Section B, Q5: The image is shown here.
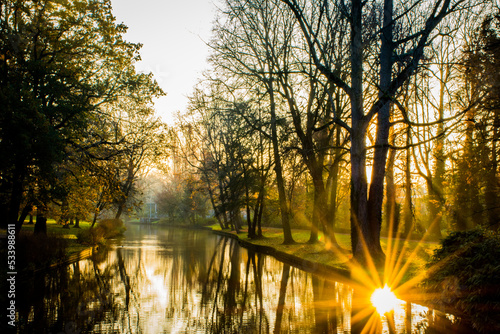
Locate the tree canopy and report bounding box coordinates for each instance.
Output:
[0,0,163,233]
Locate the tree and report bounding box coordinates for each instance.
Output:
[210,0,296,242]
[109,101,165,220]
[177,82,275,233]
[452,12,500,230]
[281,0,474,264]
[0,0,162,233]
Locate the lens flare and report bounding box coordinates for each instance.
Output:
[370,284,399,315]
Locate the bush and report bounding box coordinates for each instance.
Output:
[96,218,126,238]
[422,228,500,333]
[76,227,105,246]
[197,216,219,227]
[76,219,125,245]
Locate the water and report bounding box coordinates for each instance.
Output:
[15,224,474,333]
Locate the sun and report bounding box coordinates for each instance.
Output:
[370,284,399,315]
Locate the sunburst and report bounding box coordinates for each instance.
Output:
[319,214,449,333]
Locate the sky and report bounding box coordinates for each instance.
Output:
[110,0,218,125]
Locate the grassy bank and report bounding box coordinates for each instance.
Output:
[205,224,438,284]
[19,219,93,257]
[0,219,125,276]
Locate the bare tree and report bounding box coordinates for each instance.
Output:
[282,0,474,264]
[210,0,298,242]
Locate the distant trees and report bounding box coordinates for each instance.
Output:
[155,173,210,225]
[173,83,273,232]
[0,0,163,233]
[108,102,165,220]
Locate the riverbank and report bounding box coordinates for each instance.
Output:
[203,225,438,287]
[15,219,94,257]
[213,228,351,278]
[208,225,500,332]
[0,220,108,280]
[22,220,433,291]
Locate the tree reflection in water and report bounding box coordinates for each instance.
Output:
[15,226,474,333]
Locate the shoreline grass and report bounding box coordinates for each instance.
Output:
[19,219,94,257]
[191,223,438,284]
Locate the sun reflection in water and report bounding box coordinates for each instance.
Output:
[371,284,399,315]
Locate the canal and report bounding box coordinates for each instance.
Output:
[16,224,474,333]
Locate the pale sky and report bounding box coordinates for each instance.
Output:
[110,0,217,124]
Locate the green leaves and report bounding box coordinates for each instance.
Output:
[0,0,163,227]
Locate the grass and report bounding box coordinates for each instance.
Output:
[0,220,94,276]
[19,219,93,257]
[214,226,439,285]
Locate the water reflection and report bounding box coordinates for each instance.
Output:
[16,225,475,333]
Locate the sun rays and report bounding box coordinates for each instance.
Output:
[327,214,448,333]
[273,215,468,333]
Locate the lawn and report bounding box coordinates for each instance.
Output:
[19,219,93,256]
[212,225,439,284]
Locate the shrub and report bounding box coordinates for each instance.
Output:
[96,218,126,238]
[422,228,500,333]
[76,227,105,246]
[76,219,125,245]
[197,216,219,227]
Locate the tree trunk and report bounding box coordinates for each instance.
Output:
[233,208,241,233]
[257,188,265,238]
[365,0,394,264]
[11,164,27,234]
[218,179,230,229]
[428,72,448,238]
[350,0,371,262]
[350,128,369,260]
[269,79,294,244]
[245,180,255,238]
[115,203,124,220]
[327,165,339,229]
[308,179,320,244]
[74,217,80,229]
[310,170,339,248]
[327,128,342,235]
[203,171,224,229]
[485,109,500,228]
[18,202,33,230]
[385,135,399,236]
[249,179,265,239]
[91,191,106,228]
[34,213,47,235]
[115,162,135,220]
[61,197,70,228]
[91,210,99,228]
[427,178,443,238]
[403,127,414,237]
